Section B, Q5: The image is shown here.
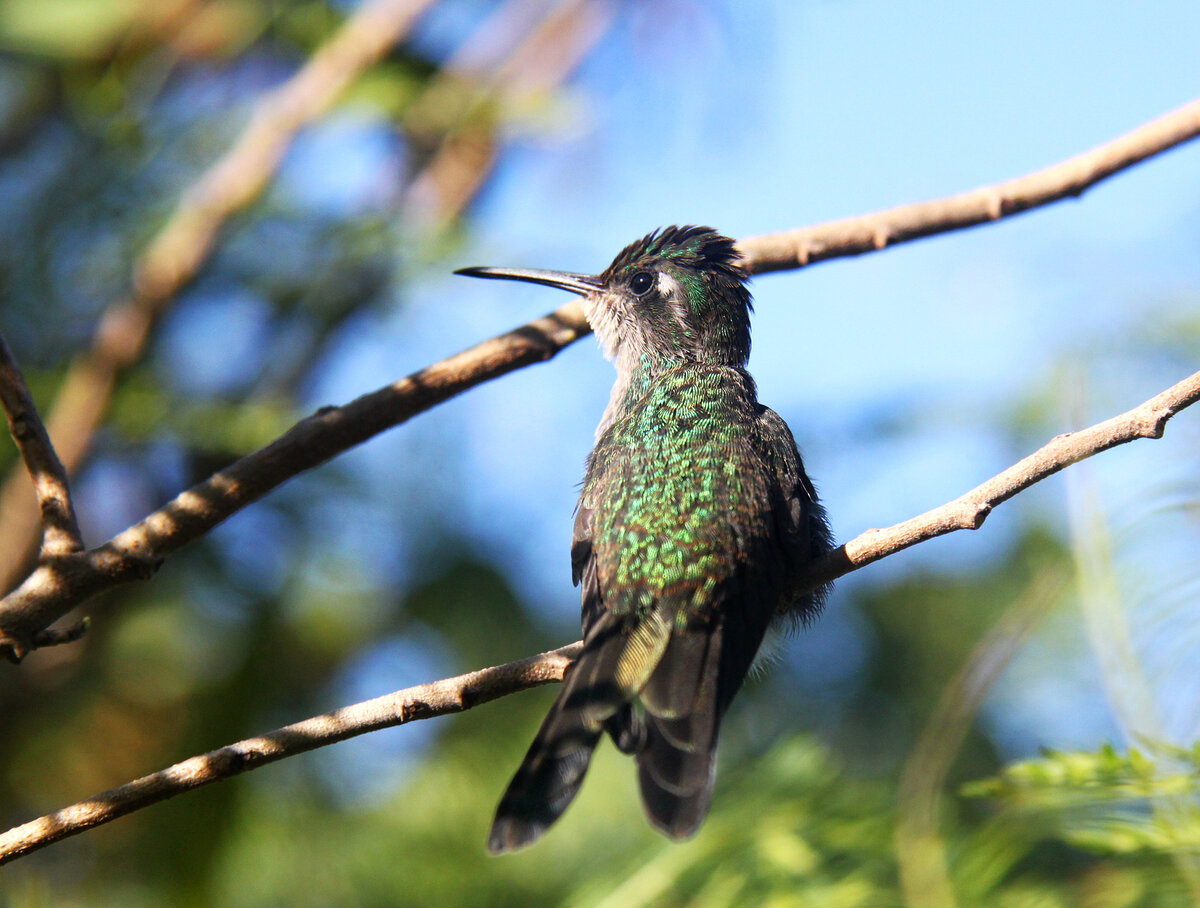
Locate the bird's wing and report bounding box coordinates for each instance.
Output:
[571,501,604,637]
[572,495,647,754]
[753,403,831,618]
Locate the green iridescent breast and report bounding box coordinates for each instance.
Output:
[580,365,779,623]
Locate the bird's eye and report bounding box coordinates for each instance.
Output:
[630,272,655,296]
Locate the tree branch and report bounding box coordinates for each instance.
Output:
[1,98,1198,658]
[796,367,1200,593]
[0,643,581,865]
[0,0,440,593]
[735,96,1200,272]
[3,366,1199,860]
[0,307,591,660]
[0,332,83,558]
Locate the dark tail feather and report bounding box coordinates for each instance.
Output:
[636,604,772,839]
[606,703,646,754]
[635,625,723,839]
[491,602,771,850]
[488,620,629,853]
[638,710,720,838]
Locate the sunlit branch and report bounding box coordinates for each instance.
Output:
[797,368,1200,592]
[0,644,581,865]
[736,97,1200,273]
[0,332,82,558]
[3,368,1199,860]
[0,307,592,660]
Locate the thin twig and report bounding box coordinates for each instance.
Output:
[796,368,1200,593]
[736,96,1200,273]
[0,643,581,865]
[0,306,592,660]
[31,616,91,650]
[2,366,1199,859]
[0,0,440,593]
[0,332,82,558]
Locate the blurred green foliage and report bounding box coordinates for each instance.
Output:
[0,1,1198,906]
[965,744,1200,807]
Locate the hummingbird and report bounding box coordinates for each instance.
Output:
[456,225,831,853]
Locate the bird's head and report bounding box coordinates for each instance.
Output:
[456,226,752,368]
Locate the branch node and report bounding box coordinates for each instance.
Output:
[31,616,91,650]
[459,685,480,709]
[221,747,250,776]
[128,554,164,580]
[969,503,992,530]
[1145,413,1169,439]
[0,635,28,664]
[984,191,1004,220]
[948,502,986,530]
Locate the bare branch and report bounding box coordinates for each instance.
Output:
[0,643,582,865]
[0,0,440,593]
[797,368,1200,593]
[1,98,1199,657]
[31,616,91,650]
[0,332,82,557]
[736,96,1200,272]
[0,307,591,660]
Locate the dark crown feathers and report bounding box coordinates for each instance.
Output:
[602,226,748,285]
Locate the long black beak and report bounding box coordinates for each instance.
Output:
[454,266,602,296]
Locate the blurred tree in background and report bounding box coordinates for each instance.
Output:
[1,0,1199,905]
